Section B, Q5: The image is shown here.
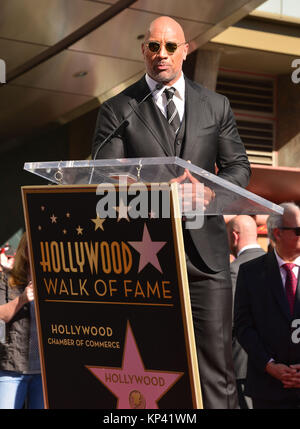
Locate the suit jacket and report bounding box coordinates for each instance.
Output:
[231,247,266,380]
[92,75,251,272]
[234,250,300,401]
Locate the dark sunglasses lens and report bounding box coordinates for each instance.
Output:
[281,227,300,235]
[148,42,160,52]
[166,42,178,53]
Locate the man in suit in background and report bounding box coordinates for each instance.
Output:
[227,215,265,408]
[92,16,251,408]
[234,203,300,409]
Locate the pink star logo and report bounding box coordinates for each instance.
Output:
[86,322,183,409]
[128,224,167,273]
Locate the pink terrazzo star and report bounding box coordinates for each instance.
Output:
[86,322,183,409]
[128,223,167,273]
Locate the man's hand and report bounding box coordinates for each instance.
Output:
[282,364,300,388]
[265,361,298,386]
[170,168,215,212]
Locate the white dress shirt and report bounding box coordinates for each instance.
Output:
[266,249,300,365]
[274,248,300,289]
[145,73,185,122]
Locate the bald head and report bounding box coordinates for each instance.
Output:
[227,215,258,257]
[229,215,257,236]
[145,16,186,43]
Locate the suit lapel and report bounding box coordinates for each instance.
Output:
[181,78,207,161]
[128,77,174,156]
[268,251,291,321]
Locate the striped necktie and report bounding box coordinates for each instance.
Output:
[164,87,181,134]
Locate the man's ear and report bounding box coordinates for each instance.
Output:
[273,228,281,242]
[183,43,189,61]
[232,230,239,246]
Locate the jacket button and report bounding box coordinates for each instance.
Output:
[176,139,181,145]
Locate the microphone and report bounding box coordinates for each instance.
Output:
[92,82,164,161]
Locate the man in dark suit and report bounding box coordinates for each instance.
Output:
[234,203,300,409]
[227,215,266,408]
[92,16,251,409]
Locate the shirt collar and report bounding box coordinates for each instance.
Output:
[274,248,300,267]
[145,73,185,101]
[237,244,261,258]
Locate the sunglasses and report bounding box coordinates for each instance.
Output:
[144,41,186,54]
[279,227,300,236]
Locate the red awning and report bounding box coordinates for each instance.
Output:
[247,164,300,204]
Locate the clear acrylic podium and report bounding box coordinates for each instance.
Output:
[24,156,283,216]
[22,157,282,410]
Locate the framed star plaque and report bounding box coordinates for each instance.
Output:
[22,183,202,409]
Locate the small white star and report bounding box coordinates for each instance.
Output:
[50,214,57,223]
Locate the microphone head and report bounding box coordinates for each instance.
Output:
[155,82,164,90]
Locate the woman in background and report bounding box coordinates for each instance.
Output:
[0,233,43,409]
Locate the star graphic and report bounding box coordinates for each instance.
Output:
[91,216,105,231]
[86,322,183,409]
[128,224,166,273]
[76,225,83,235]
[113,199,131,222]
[50,214,57,223]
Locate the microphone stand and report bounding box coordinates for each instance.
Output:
[88,83,163,184]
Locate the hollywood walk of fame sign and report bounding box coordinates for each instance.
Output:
[22,184,202,409]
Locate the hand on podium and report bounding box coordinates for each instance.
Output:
[170,168,216,213]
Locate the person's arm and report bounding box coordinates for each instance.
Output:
[234,266,271,372]
[216,96,251,189]
[0,281,34,323]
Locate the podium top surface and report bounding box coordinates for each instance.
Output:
[24,157,283,216]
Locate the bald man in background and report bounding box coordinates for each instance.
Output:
[228,216,266,291]
[92,16,251,408]
[227,215,265,408]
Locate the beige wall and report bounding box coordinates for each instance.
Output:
[193,49,221,91]
[276,74,300,167]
